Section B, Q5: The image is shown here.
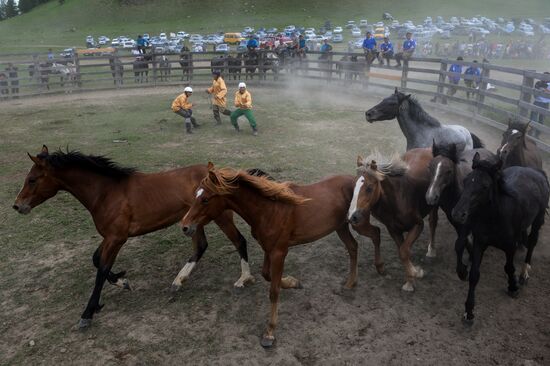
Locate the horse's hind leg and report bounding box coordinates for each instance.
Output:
[171,225,208,291]
[92,246,131,290]
[426,207,438,258]
[80,237,126,328]
[504,246,519,297]
[336,225,359,288]
[520,212,544,284]
[214,210,255,288]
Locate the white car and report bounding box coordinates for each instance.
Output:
[159,32,167,40]
[111,38,121,47]
[359,19,368,28]
[284,25,296,32]
[216,43,229,52]
[177,31,188,38]
[189,34,203,43]
[351,28,362,37]
[123,40,136,48]
[332,34,343,43]
[243,26,254,33]
[143,33,150,40]
[333,26,343,34]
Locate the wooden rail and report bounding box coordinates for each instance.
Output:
[1,50,549,151]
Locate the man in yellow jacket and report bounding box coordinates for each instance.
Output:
[171,86,198,134]
[231,82,258,136]
[206,71,231,125]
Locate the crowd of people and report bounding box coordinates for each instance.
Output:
[0,62,19,100]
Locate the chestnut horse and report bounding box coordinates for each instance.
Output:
[497,118,542,170]
[13,146,255,329]
[348,148,436,291]
[180,163,381,348]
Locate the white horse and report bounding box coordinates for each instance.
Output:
[51,62,78,92]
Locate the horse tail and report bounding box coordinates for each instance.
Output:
[246,168,274,180]
[470,132,484,148]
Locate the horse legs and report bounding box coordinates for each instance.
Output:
[504,246,519,297]
[79,237,126,328]
[171,225,208,290]
[464,239,487,323]
[92,246,131,290]
[336,225,359,288]
[213,211,255,288]
[261,248,287,348]
[454,226,470,281]
[426,207,438,258]
[520,212,544,284]
[391,222,424,291]
[352,220,383,274]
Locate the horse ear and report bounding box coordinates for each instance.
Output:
[405,94,412,100]
[356,155,364,167]
[41,145,49,155]
[207,162,215,170]
[449,143,457,161]
[472,151,481,168]
[28,152,45,165]
[431,139,438,156]
[394,87,399,95]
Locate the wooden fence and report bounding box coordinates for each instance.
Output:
[1,50,549,151]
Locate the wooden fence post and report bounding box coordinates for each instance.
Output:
[401,59,409,89]
[476,61,491,114]
[436,60,448,104]
[73,53,82,88]
[152,54,158,85]
[518,70,535,118]
[189,52,194,81]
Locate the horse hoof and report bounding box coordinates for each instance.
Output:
[519,276,529,286]
[170,283,181,293]
[401,282,415,292]
[462,313,474,326]
[508,289,520,298]
[415,267,425,279]
[425,249,437,258]
[122,279,132,291]
[260,335,275,348]
[457,267,469,282]
[78,318,92,329]
[375,264,385,275]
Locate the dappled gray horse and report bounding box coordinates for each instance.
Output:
[366,88,484,152]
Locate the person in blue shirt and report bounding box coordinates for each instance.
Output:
[530,72,550,138]
[464,60,481,99]
[362,32,377,66]
[378,37,394,66]
[395,32,416,67]
[136,35,149,54]
[295,35,307,58]
[447,56,463,96]
[246,35,259,50]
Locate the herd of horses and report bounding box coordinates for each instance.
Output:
[28,61,78,91]
[12,88,549,348]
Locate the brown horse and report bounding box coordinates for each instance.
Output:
[12,146,255,329]
[497,118,542,170]
[348,148,436,291]
[180,163,381,348]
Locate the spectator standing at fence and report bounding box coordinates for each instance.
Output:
[464,60,481,99]
[136,35,148,54]
[206,71,231,125]
[47,48,54,61]
[320,39,333,54]
[231,82,258,136]
[0,73,9,100]
[395,32,416,67]
[5,63,19,98]
[172,86,199,134]
[247,35,259,51]
[362,32,377,66]
[530,72,550,138]
[447,56,463,97]
[379,37,394,66]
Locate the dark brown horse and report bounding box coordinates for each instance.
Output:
[497,118,542,169]
[180,163,381,348]
[348,148,436,291]
[13,146,255,329]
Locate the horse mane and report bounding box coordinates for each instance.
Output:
[358,151,409,177]
[41,149,137,179]
[402,96,441,128]
[202,167,309,204]
[433,142,458,163]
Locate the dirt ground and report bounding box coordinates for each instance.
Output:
[1,85,549,365]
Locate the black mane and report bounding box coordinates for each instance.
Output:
[403,96,442,128]
[41,149,137,179]
[433,142,458,163]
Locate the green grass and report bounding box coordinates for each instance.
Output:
[0,0,548,53]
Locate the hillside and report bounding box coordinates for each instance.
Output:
[0,0,548,52]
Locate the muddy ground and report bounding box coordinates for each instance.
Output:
[0,85,549,365]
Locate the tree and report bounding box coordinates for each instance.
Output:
[18,0,38,13]
[0,0,6,21]
[4,0,18,18]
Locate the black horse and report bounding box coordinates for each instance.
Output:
[243,50,259,80]
[425,141,496,280]
[452,153,549,323]
[179,47,192,81]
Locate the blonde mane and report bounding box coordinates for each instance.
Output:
[357,150,409,177]
[202,167,310,205]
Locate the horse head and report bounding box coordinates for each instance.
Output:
[348,156,385,226]
[498,119,530,161]
[451,152,502,224]
[426,141,458,205]
[13,145,61,215]
[365,88,411,123]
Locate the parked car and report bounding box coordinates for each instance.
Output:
[333,26,343,34]
[177,31,189,38]
[224,32,243,45]
[243,26,254,33]
[284,25,296,32]
[60,48,75,58]
[266,27,278,34]
[143,33,150,40]
[189,34,203,43]
[216,43,229,52]
[123,40,136,49]
[159,32,167,40]
[111,38,121,47]
[346,21,356,29]
[351,27,362,37]
[359,19,368,28]
[383,12,393,21]
[332,34,343,43]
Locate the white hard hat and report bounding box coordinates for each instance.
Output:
[238,82,246,88]
[184,86,193,93]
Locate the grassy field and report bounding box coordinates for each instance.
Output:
[1,84,550,364]
[0,0,549,53]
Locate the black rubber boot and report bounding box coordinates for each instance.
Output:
[185,121,193,134]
